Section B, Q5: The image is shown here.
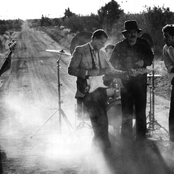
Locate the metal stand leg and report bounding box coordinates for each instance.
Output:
[147,62,169,138]
[75,102,91,130]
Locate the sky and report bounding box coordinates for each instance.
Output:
[0,0,173,20]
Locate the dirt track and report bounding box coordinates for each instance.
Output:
[0,22,174,174]
[0,22,86,173]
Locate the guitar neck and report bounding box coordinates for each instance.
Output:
[128,68,151,76]
[105,67,151,81]
[6,51,12,60]
[6,40,16,60]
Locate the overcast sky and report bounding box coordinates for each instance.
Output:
[0,0,173,20]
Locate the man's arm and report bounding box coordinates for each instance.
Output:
[68,46,100,78]
[109,44,122,70]
[68,46,87,79]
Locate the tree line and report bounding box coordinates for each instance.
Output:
[0,19,22,35]
[33,0,174,58]
[0,0,172,58]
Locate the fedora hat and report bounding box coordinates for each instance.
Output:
[122,20,142,34]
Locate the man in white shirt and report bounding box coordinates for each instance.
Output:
[162,24,174,142]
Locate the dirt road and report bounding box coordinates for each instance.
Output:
[0,22,174,174]
[0,22,90,173]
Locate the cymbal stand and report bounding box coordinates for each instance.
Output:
[147,62,155,131]
[147,61,168,137]
[30,52,73,139]
[57,54,73,133]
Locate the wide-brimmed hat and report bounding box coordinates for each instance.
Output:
[122,20,142,34]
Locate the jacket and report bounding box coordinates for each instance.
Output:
[68,42,111,98]
[110,38,154,87]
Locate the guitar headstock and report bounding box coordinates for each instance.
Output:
[8,40,17,52]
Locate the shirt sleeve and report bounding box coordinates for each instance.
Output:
[163,46,174,73]
[109,44,122,70]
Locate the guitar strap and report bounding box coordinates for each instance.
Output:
[98,52,102,69]
[88,43,99,70]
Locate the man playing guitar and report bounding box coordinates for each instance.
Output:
[68,29,127,153]
[110,20,154,142]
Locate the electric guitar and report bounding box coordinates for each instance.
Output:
[87,68,152,93]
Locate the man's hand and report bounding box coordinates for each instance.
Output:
[103,69,128,80]
[129,69,138,77]
[135,60,144,67]
[113,70,129,80]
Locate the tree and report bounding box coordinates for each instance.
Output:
[81,14,101,32]
[40,15,52,26]
[144,6,174,31]
[62,15,84,33]
[143,6,174,56]
[64,8,75,19]
[98,0,123,30]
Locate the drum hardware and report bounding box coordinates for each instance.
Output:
[75,102,91,129]
[106,92,121,108]
[146,62,169,137]
[106,79,121,106]
[30,50,73,139]
[46,49,71,56]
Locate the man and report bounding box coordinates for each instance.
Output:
[110,20,154,142]
[68,29,125,152]
[162,24,174,142]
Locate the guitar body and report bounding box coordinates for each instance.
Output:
[87,75,108,93]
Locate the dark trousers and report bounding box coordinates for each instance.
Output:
[121,82,147,141]
[169,84,174,141]
[82,88,111,151]
[76,97,84,118]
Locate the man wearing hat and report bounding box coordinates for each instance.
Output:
[110,20,154,142]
